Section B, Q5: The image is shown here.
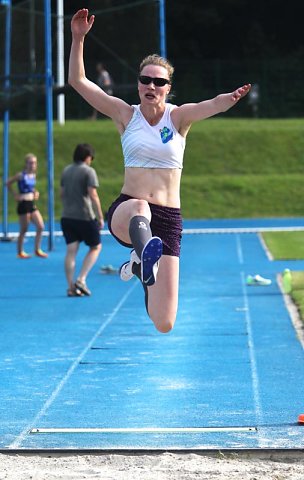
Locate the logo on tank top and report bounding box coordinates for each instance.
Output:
[160,126,173,144]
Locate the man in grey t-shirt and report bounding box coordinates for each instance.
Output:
[60,143,104,297]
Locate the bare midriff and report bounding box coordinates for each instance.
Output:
[19,192,35,201]
[121,167,182,208]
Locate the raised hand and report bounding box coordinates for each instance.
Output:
[71,9,95,39]
[231,84,251,102]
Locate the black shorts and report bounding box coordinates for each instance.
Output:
[107,194,183,257]
[17,200,37,215]
[61,218,101,247]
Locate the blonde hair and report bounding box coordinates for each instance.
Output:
[139,54,174,83]
[24,153,37,164]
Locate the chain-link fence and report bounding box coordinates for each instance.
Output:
[1,1,303,119]
[0,0,160,120]
[172,57,304,118]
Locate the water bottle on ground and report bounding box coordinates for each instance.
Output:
[282,268,292,294]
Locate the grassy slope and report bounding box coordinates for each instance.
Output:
[263,232,304,260]
[1,118,304,219]
[262,231,304,322]
[289,272,304,319]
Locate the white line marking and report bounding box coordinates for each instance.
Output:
[235,234,244,265]
[258,232,273,261]
[240,271,264,447]
[9,281,138,449]
[2,225,304,240]
[30,426,257,434]
[235,237,263,445]
[182,226,304,234]
[0,230,111,238]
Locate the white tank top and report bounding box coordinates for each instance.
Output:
[121,103,185,169]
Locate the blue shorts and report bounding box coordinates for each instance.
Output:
[107,194,183,257]
[61,218,101,247]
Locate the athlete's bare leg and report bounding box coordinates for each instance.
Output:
[111,200,179,333]
[18,214,31,254]
[30,209,45,252]
[110,198,151,244]
[65,241,80,290]
[77,244,102,284]
[146,255,179,333]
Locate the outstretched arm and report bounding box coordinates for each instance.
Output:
[172,84,251,136]
[68,9,132,132]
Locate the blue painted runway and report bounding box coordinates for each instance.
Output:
[0,219,304,450]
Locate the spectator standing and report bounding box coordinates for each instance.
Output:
[60,143,104,297]
[6,153,48,259]
[90,62,113,120]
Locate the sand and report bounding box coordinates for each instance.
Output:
[1,451,304,479]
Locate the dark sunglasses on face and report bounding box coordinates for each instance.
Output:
[138,75,170,87]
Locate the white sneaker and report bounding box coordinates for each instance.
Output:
[246,274,272,286]
[119,250,140,281]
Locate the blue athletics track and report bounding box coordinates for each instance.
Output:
[1,218,304,452]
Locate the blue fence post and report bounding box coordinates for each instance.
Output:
[159,0,167,58]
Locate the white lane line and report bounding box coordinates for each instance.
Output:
[9,281,138,449]
[182,226,304,234]
[3,225,304,240]
[236,234,244,265]
[236,235,263,446]
[258,232,273,261]
[240,270,264,447]
[30,426,257,434]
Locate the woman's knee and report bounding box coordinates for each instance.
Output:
[130,199,151,220]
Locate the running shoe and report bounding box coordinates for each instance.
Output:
[246,274,272,286]
[35,249,48,258]
[141,236,163,286]
[119,249,140,281]
[67,286,83,297]
[17,251,31,259]
[100,264,118,274]
[74,279,91,296]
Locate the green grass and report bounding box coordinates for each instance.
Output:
[181,174,304,218]
[261,231,304,323]
[184,119,304,176]
[1,118,304,220]
[262,232,304,260]
[288,271,304,321]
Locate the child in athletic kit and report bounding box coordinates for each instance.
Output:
[69,8,250,332]
[6,153,48,259]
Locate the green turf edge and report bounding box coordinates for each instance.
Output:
[262,232,304,324]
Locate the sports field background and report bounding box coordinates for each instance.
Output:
[1,118,304,221]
